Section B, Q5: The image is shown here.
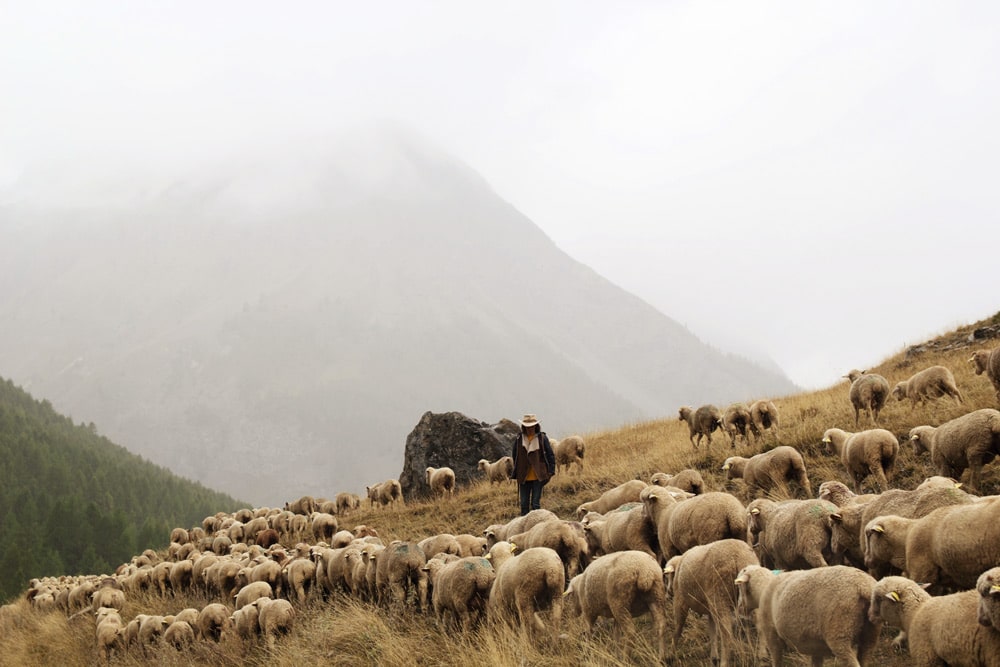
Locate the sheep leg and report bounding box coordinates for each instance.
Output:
[967,459,983,494]
[672,603,689,657]
[872,465,889,493]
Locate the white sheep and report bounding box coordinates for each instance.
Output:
[749,399,780,441]
[425,466,456,499]
[735,564,881,667]
[366,478,404,509]
[477,456,514,484]
[650,469,707,495]
[94,607,124,662]
[335,492,362,515]
[575,479,648,519]
[483,508,559,546]
[252,597,295,647]
[234,581,273,611]
[486,542,565,641]
[162,619,195,650]
[722,445,812,498]
[970,347,1000,404]
[375,540,428,611]
[678,404,723,449]
[582,504,658,562]
[892,364,963,408]
[844,369,891,426]
[721,402,754,447]
[505,518,590,581]
[746,498,838,570]
[909,408,1000,493]
[640,485,746,560]
[552,435,585,474]
[422,555,496,631]
[563,550,667,661]
[822,427,898,493]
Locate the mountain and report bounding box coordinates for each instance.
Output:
[0,376,243,602]
[0,129,797,505]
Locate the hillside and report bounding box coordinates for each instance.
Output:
[0,131,796,506]
[0,377,244,603]
[0,312,997,665]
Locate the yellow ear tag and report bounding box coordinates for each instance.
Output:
[873,525,885,534]
[663,565,674,574]
[887,591,900,602]
[990,584,1000,593]
[750,508,760,515]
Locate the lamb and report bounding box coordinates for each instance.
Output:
[335,492,362,516]
[870,575,1000,665]
[505,518,590,580]
[892,364,964,408]
[650,468,707,495]
[252,597,295,646]
[425,466,456,499]
[374,541,428,611]
[721,402,754,447]
[678,404,723,449]
[640,485,747,559]
[486,542,565,640]
[844,369,891,426]
[669,539,759,667]
[970,347,1000,404]
[822,427,899,493]
[582,503,658,562]
[746,498,838,570]
[477,456,514,484]
[366,479,404,509]
[909,408,1000,492]
[563,550,667,661]
[722,445,812,498]
[422,555,496,631]
[735,564,881,667]
[574,479,648,519]
[552,435,585,474]
[749,399,780,441]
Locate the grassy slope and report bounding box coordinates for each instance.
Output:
[1,315,998,666]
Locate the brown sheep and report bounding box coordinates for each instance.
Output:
[822,427,898,493]
[892,364,963,408]
[366,479,404,509]
[749,399,780,441]
[552,435,585,474]
[970,347,1000,404]
[977,566,1000,631]
[335,492,362,515]
[721,402,754,447]
[747,498,838,570]
[678,404,723,449]
[909,408,1000,493]
[844,369,891,426]
[477,456,514,484]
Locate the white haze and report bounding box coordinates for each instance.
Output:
[2,1,999,389]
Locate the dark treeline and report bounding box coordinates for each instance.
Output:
[0,377,245,602]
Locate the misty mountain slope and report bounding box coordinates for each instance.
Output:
[0,132,796,505]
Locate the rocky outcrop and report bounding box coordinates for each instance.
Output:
[399,412,519,499]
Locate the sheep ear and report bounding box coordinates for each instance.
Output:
[990,584,1000,595]
[954,482,963,488]
[663,565,674,574]
[734,575,747,584]
[830,513,842,523]
[749,508,760,515]
[721,463,730,470]
[886,591,900,602]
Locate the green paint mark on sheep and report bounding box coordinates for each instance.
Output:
[395,545,410,554]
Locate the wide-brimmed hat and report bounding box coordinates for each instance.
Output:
[519,414,540,428]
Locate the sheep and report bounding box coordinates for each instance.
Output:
[90,578,125,613]
[678,404,723,449]
[583,503,658,562]
[563,550,667,661]
[477,456,514,484]
[94,607,124,662]
[822,427,899,493]
[284,495,317,515]
[640,485,747,560]
[970,347,1000,404]
[366,479,404,509]
[310,512,339,543]
[231,603,260,640]
[669,539,759,667]
[722,445,812,498]
[422,555,496,631]
[486,542,564,640]
[977,567,1000,630]
[749,399,780,441]
[417,533,462,560]
[137,614,169,649]
[483,508,559,546]
[335,492,362,516]
[871,575,1000,664]
[505,518,590,581]
[375,541,428,611]
[574,479,648,519]
[425,466,456,499]
[828,484,975,570]
[552,435,585,474]
[163,619,195,650]
[326,545,365,596]
[721,402,754,447]
[735,564,881,667]
[650,468,707,495]
[844,369,891,426]
[234,581,273,611]
[909,408,1000,493]
[196,602,232,641]
[252,597,295,646]
[817,480,876,508]
[454,533,488,557]
[282,556,316,604]
[893,364,964,408]
[746,498,838,570]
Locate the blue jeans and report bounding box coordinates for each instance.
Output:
[519,480,543,516]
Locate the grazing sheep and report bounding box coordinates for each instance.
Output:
[862,515,914,577]
[483,508,559,546]
[650,469,707,495]
[417,534,462,560]
[575,479,648,519]
[310,512,339,543]
[746,498,838,570]
[822,427,899,493]
[892,364,964,408]
[422,555,496,631]
[94,607,124,662]
[375,541,428,611]
[163,619,195,650]
[284,495,317,516]
[252,597,295,646]
[970,347,1000,404]
[137,614,169,649]
[678,404,723,449]
[335,492,362,516]
[844,369,891,426]
[552,435,586,474]
[366,479,404,509]
[505,518,590,581]
[735,564,881,667]
[723,445,812,498]
[234,581,273,611]
[231,604,260,640]
[563,550,667,661]
[721,402,754,447]
[977,567,1000,630]
[749,399,780,441]
[640,485,746,560]
[670,539,759,667]
[282,557,316,604]
[477,456,514,484]
[916,475,963,490]
[454,533,488,557]
[871,575,1000,665]
[487,542,565,640]
[425,466,457,499]
[818,480,876,508]
[197,602,233,642]
[583,504,659,562]
[90,578,125,613]
[909,408,1000,493]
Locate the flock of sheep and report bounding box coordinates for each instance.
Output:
[6,345,1000,666]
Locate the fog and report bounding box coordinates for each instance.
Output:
[3,1,999,390]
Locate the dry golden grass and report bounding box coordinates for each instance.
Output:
[1,315,998,665]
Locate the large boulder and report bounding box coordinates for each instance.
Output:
[399,411,519,499]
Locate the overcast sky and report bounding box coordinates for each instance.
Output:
[2,1,998,389]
